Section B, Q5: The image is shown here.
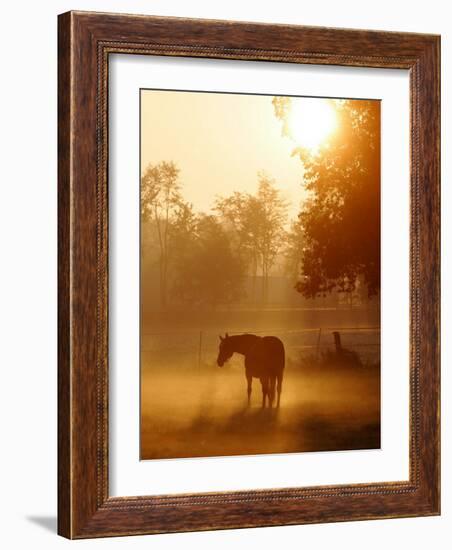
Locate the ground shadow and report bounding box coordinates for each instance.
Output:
[141,361,381,460]
[26,515,57,533]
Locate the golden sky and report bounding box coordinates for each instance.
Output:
[140,90,305,219]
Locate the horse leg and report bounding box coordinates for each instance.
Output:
[276,373,283,407]
[246,373,252,406]
[269,376,276,408]
[260,377,268,408]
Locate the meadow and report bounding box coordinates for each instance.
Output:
[140,307,380,460]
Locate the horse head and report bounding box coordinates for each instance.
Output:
[217,333,233,367]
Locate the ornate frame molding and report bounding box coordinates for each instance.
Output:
[58,11,440,538]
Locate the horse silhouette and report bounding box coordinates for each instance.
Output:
[217,333,285,408]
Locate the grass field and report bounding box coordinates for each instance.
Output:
[140,307,380,459]
[140,341,380,460]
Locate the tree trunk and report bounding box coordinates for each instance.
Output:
[159,252,167,309]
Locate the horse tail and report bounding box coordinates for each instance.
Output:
[276,338,285,372]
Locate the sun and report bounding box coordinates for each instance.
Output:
[288,98,337,151]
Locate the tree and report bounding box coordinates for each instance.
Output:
[215,173,288,303]
[141,161,184,308]
[215,191,260,301]
[273,97,380,298]
[172,215,245,307]
[254,173,289,302]
[283,219,305,284]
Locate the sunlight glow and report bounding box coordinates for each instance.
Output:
[288,98,337,151]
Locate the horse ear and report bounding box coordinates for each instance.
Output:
[225,332,229,338]
[219,335,224,341]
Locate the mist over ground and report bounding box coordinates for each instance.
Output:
[139,93,381,460]
[140,308,380,460]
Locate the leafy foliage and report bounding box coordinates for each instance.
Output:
[273,98,381,298]
[141,161,188,307]
[215,173,288,302]
[141,161,246,309]
[172,215,245,307]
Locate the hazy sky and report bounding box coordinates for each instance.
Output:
[140,90,305,220]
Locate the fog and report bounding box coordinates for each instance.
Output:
[140,311,380,460]
[141,361,379,460]
[139,92,381,460]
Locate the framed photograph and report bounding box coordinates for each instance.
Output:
[58,11,440,538]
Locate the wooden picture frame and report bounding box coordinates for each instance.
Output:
[58,11,440,539]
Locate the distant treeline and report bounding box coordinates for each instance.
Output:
[141,98,381,310]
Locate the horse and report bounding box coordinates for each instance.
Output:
[216,333,285,408]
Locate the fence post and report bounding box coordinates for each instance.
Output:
[316,328,322,358]
[333,331,342,353]
[198,331,203,368]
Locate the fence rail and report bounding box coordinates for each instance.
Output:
[141,326,381,366]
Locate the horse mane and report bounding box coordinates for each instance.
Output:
[227,333,260,355]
